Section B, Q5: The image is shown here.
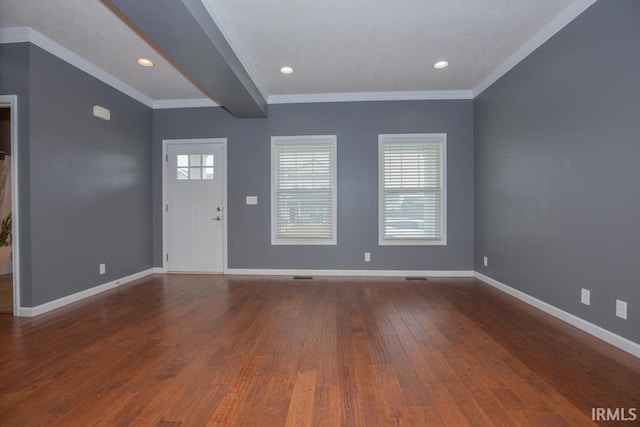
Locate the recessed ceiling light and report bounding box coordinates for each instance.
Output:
[137,58,154,67]
[280,66,294,74]
[433,60,449,69]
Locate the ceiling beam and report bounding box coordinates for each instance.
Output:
[104,0,267,118]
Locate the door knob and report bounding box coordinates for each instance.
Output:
[212,216,221,221]
[217,207,222,212]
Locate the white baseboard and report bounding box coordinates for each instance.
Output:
[17,268,155,317]
[224,268,473,277]
[152,267,167,274]
[473,272,640,359]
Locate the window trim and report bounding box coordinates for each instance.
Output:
[271,135,338,246]
[378,133,447,246]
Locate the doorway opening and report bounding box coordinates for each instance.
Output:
[0,95,19,315]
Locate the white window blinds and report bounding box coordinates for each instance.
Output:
[271,136,337,245]
[379,134,446,245]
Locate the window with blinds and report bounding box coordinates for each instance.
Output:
[378,134,446,245]
[271,135,337,245]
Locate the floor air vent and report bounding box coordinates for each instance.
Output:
[405,277,427,281]
[293,276,313,280]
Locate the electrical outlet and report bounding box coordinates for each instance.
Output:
[364,252,371,262]
[581,288,590,305]
[616,300,627,319]
[483,256,488,267]
[99,263,106,275]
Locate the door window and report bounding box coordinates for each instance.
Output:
[177,154,214,180]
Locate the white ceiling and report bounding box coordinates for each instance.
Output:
[0,0,207,100]
[0,0,592,105]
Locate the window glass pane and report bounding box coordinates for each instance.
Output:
[203,167,214,180]
[272,137,336,244]
[204,154,214,167]
[190,155,201,167]
[177,168,189,180]
[189,167,201,180]
[380,135,445,245]
[177,155,188,167]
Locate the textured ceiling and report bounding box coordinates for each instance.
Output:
[0,0,584,103]
[0,0,207,100]
[206,0,574,96]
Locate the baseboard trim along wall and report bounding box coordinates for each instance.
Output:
[225,269,474,277]
[473,272,640,359]
[17,269,155,317]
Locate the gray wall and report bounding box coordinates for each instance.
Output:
[1,43,153,307]
[153,101,474,270]
[0,43,32,305]
[474,0,640,342]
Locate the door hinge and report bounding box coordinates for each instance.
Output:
[165,204,168,212]
[165,154,168,162]
[166,254,169,262]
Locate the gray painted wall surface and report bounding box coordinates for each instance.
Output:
[0,43,32,305]
[153,101,474,270]
[27,46,153,306]
[1,43,153,306]
[474,0,640,342]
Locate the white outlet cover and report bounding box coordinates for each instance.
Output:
[364,252,371,262]
[246,196,258,205]
[581,288,590,305]
[483,256,488,267]
[93,105,110,121]
[616,300,627,319]
[99,263,106,275]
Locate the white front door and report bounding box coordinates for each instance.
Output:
[166,141,225,273]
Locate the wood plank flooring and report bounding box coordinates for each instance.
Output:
[0,274,638,426]
[0,273,12,313]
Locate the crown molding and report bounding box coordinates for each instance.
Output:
[153,98,220,109]
[0,27,155,108]
[268,90,474,105]
[153,90,475,109]
[472,0,597,97]
[0,27,30,43]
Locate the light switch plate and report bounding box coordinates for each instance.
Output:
[580,288,590,305]
[246,196,258,205]
[616,300,627,319]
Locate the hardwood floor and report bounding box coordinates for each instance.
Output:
[0,275,638,426]
[0,273,12,313]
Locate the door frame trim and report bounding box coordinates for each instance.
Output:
[162,138,228,273]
